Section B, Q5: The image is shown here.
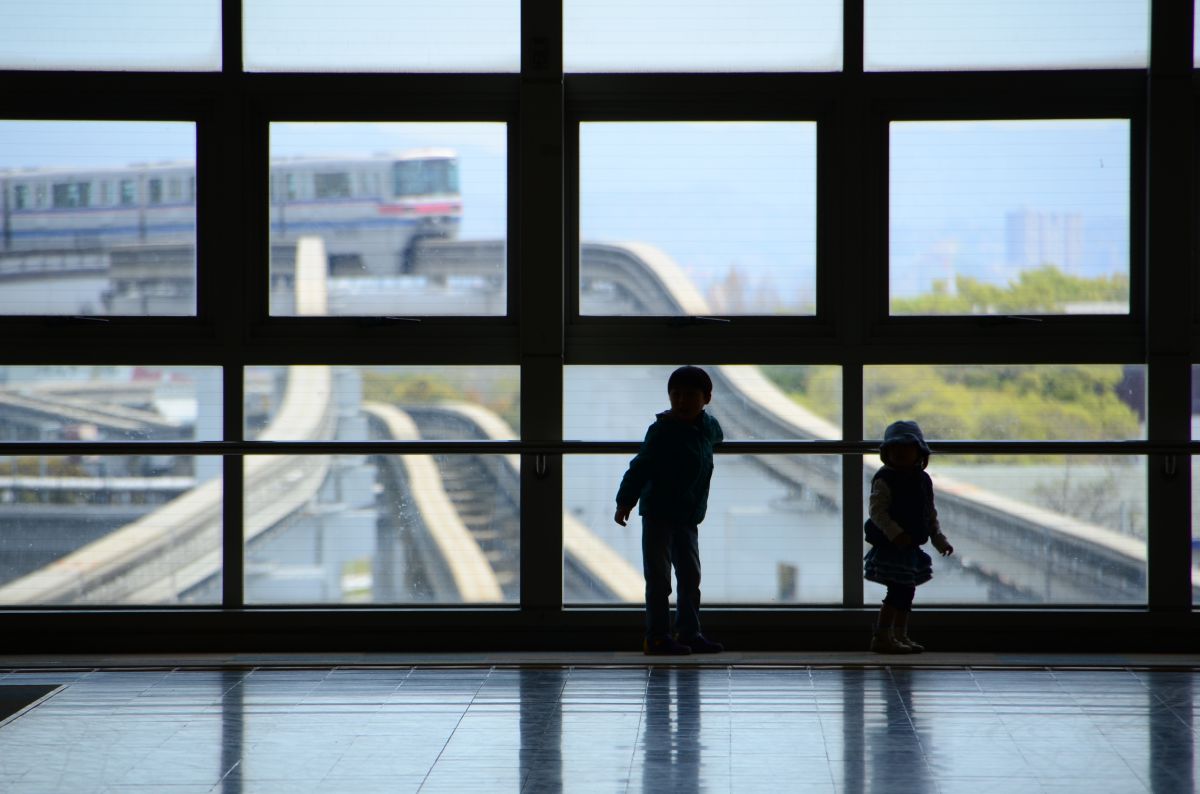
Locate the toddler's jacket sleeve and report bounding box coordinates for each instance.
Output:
[868,478,906,541]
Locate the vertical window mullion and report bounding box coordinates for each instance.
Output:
[841,366,864,609]
[219,0,245,609]
[518,0,565,613]
[838,0,867,607]
[222,368,245,609]
[1145,0,1195,610]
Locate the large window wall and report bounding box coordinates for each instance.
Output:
[0,0,1194,649]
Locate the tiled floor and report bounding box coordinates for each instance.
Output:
[0,664,1195,793]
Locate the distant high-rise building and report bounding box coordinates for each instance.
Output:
[1006,210,1083,273]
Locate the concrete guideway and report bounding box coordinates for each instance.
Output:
[572,239,1168,601]
[0,239,336,605]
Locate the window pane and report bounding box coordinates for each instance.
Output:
[0,121,197,316]
[245,454,518,604]
[864,455,1145,605]
[580,123,816,316]
[565,0,841,72]
[269,123,506,317]
[865,365,1145,441]
[247,365,519,441]
[0,365,222,442]
[890,120,1129,316]
[565,365,840,441]
[0,0,220,71]
[244,0,518,72]
[866,0,1148,71]
[566,454,842,604]
[0,455,221,605]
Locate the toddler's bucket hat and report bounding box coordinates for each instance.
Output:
[881,420,930,455]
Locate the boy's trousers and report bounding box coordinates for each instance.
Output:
[641,517,702,640]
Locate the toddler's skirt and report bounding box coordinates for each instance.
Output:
[864,544,933,588]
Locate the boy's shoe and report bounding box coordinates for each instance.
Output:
[869,628,915,655]
[644,636,692,655]
[893,630,924,653]
[678,634,724,654]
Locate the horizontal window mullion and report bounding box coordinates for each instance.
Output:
[2,440,1192,456]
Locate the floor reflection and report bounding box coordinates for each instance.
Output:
[0,664,1194,792]
[218,668,244,794]
[641,668,701,794]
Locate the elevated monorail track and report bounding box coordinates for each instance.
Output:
[370,401,642,603]
[576,239,1174,602]
[0,239,336,604]
[0,236,1186,606]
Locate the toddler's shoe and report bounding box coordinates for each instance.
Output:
[678,634,724,654]
[643,636,692,655]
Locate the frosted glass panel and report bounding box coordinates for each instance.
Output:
[566,0,841,72]
[0,0,220,71]
[245,0,518,72]
[867,0,1148,71]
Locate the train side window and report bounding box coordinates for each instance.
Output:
[434,160,460,193]
[52,182,91,209]
[120,180,137,206]
[167,178,182,201]
[314,172,351,199]
[285,173,297,201]
[188,176,195,202]
[13,184,28,210]
[100,181,112,206]
[148,178,163,205]
[34,184,46,208]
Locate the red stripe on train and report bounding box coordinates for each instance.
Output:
[377,202,462,216]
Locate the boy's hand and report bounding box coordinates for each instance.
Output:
[614,505,633,526]
[892,532,913,548]
[932,535,954,556]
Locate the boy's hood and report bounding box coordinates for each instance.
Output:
[654,409,718,433]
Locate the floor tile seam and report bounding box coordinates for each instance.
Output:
[619,667,651,794]
[415,668,500,792]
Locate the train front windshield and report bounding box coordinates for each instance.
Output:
[393,159,459,197]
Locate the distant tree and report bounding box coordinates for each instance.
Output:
[363,372,462,405]
[892,266,1128,315]
[762,362,1139,458]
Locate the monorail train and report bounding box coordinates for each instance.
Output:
[0,149,461,276]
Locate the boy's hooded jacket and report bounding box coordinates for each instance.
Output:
[615,410,724,524]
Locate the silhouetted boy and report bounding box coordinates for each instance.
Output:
[615,366,724,655]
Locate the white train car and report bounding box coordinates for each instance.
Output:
[1,150,461,276]
[270,149,461,275]
[0,162,196,253]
